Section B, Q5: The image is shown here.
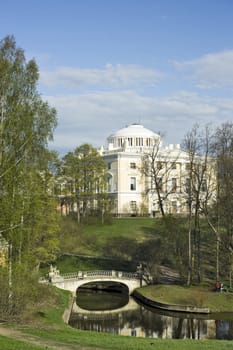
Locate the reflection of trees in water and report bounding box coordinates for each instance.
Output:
[172,318,208,339]
[69,313,122,334]
[216,320,233,340]
[140,308,165,337]
[70,310,233,340]
[76,289,129,311]
[70,292,233,340]
[69,306,166,337]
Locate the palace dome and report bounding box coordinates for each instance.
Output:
[107,123,160,151]
[109,123,158,138]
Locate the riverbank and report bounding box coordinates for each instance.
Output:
[1,286,233,349]
[134,284,233,314]
[133,289,210,314]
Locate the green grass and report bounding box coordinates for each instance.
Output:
[55,254,137,274]
[23,327,233,350]
[80,217,156,255]
[41,217,156,275]
[0,336,52,350]
[137,285,233,313]
[82,217,155,236]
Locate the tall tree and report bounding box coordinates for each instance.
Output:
[0,36,58,271]
[213,122,233,285]
[60,144,108,223]
[141,137,182,217]
[182,124,216,284]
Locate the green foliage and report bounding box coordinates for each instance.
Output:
[55,215,232,285]
[0,35,60,321]
[58,143,109,222]
[0,35,58,268]
[0,263,60,322]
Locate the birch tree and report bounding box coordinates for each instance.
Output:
[0,35,58,269]
[141,138,182,217]
[182,124,221,285]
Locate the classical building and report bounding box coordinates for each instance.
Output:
[99,123,214,217]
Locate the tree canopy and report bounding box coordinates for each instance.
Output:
[0,35,59,308]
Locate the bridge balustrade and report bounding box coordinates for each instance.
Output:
[59,270,141,281]
[62,272,80,279]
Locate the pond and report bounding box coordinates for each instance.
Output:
[69,288,233,340]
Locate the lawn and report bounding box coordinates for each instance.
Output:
[81,217,156,252]
[44,217,156,274]
[137,284,233,313]
[0,336,51,350]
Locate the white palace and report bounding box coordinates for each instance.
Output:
[99,123,212,217]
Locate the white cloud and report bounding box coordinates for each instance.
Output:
[172,50,233,89]
[40,64,164,89]
[46,90,232,154]
[40,58,233,155]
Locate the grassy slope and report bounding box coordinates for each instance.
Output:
[45,217,156,274]
[58,216,229,285]
[83,217,155,257]
[137,285,233,313]
[23,328,233,350]
[0,336,51,350]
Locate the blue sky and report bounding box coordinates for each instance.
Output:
[1,0,233,154]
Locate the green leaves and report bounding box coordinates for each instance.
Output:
[60,143,108,222]
[0,35,58,268]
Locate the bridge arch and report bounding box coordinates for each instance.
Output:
[77,280,130,294]
[48,268,147,295]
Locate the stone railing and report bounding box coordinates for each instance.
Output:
[43,265,150,285]
[60,270,140,280]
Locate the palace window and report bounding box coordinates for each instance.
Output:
[171,201,177,213]
[136,137,143,146]
[171,178,177,192]
[185,178,191,193]
[128,138,133,146]
[130,201,137,211]
[118,138,124,147]
[130,162,136,169]
[172,162,176,169]
[130,177,136,191]
[131,329,137,337]
[151,177,156,190]
[201,179,207,192]
[158,177,163,192]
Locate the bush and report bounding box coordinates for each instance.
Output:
[0,264,59,323]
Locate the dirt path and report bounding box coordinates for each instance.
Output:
[0,324,104,350]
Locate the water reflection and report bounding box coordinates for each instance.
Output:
[75,289,129,311]
[69,290,233,340]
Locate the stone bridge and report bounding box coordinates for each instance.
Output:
[47,267,148,295]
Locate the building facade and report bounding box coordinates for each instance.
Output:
[99,123,214,217]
